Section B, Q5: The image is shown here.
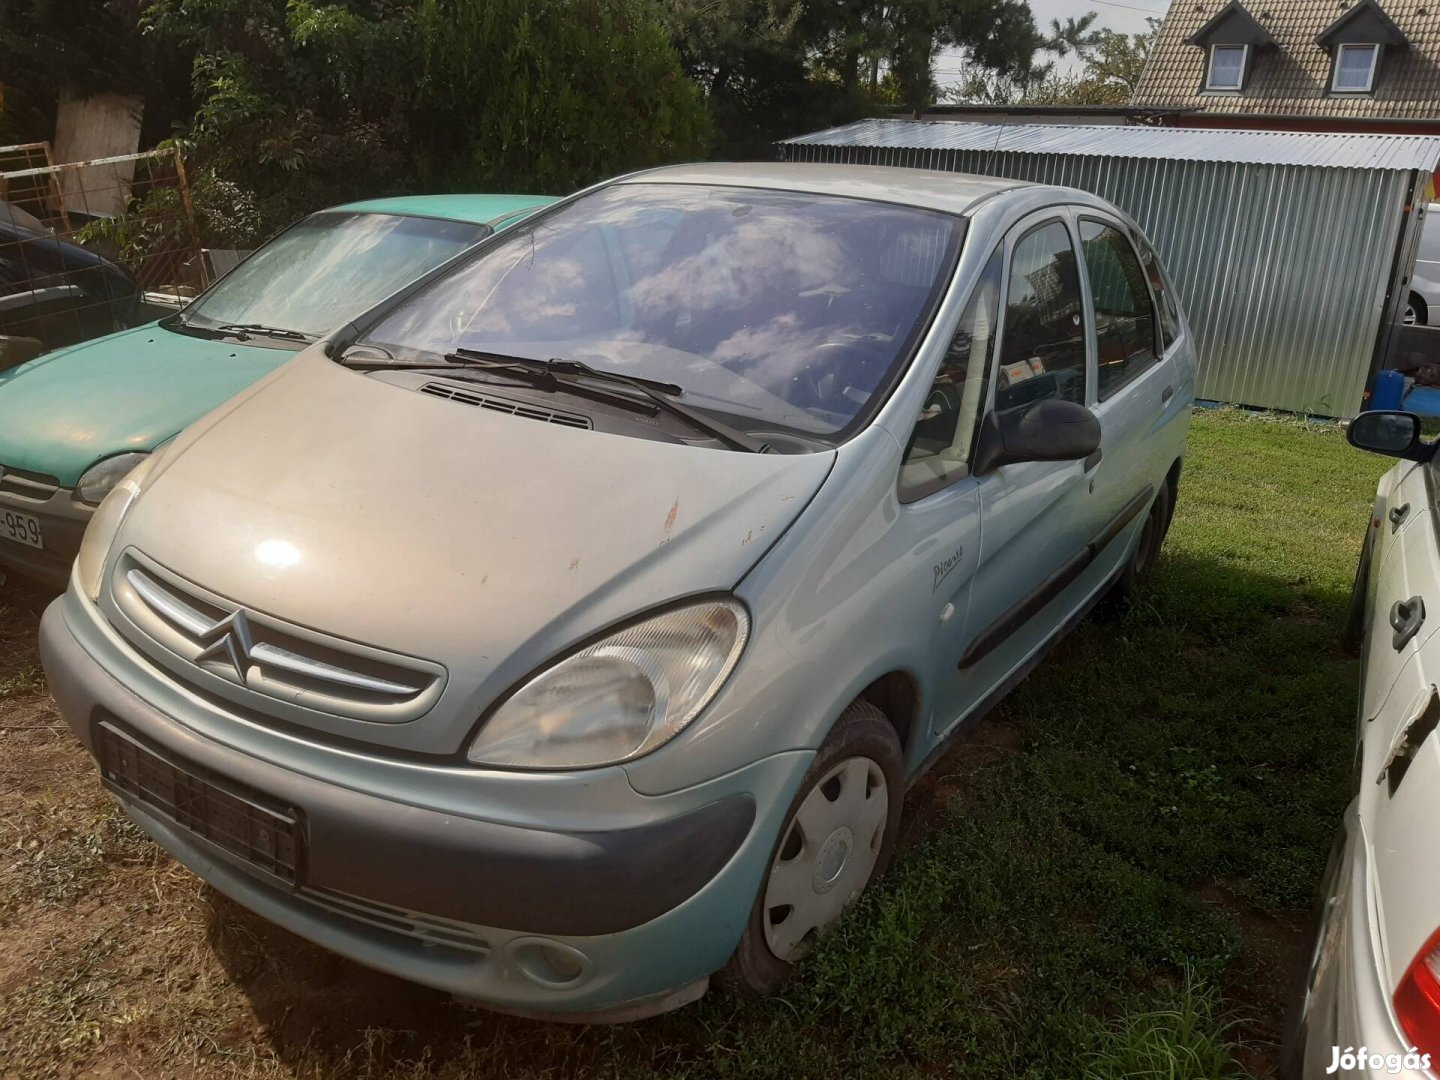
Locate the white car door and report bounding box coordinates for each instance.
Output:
[1363,462,1440,996]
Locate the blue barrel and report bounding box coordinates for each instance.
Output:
[1369,368,1406,412]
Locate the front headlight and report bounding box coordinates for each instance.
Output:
[466,598,749,770]
[77,452,151,506]
[75,455,159,601]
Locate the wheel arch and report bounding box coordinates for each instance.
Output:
[856,670,921,758]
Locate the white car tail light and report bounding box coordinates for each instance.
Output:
[1394,928,1440,1064]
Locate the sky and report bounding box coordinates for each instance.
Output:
[932,0,1171,92]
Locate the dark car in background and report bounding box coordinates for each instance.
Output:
[0,202,141,350]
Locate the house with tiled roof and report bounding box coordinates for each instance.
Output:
[1132,0,1440,132]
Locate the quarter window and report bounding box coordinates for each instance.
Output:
[1206,44,1248,90]
[1136,236,1181,349]
[1079,220,1159,400]
[995,221,1087,413]
[1333,43,1379,91]
[899,251,1002,501]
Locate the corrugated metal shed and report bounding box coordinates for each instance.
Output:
[779,119,1440,416]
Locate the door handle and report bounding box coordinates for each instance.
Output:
[1083,449,1103,472]
[1390,502,1411,532]
[1160,385,1175,405]
[1391,595,1426,650]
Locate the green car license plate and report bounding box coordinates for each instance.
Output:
[0,507,42,549]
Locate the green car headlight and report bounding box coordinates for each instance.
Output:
[75,455,159,601]
[77,452,152,506]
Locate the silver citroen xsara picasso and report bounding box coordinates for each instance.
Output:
[40,164,1195,1021]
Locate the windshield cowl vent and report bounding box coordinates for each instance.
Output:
[418,382,592,430]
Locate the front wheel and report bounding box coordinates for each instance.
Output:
[719,699,904,996]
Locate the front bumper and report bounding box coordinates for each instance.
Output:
[0,485,91,588]
[40,591,813,1017]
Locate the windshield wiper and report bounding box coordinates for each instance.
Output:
[446,349,769,454]
[166,316,312,344]
[341,347,768,453]
[213,322,312,343]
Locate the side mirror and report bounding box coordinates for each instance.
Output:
[973,398,1102,475]
[1347,410,1428,460]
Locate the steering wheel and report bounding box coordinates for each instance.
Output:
[789,339,891,413]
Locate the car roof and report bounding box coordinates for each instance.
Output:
[326,194,558,226]
[617,162,1030,217]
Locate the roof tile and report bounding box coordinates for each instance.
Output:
[1132,0,1440,117]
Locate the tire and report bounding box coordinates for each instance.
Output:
[1340,528,1372,657]
[1406,292,1427,326]
[718,699,904,996]
[1097,480,1173,619]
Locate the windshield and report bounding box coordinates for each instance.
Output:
[184,212,487,338]
[362,184,963,440]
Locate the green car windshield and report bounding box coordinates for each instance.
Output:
[181,211,488,339]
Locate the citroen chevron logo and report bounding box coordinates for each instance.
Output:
[194,609,255,681]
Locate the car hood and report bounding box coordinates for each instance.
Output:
[0,323,291,486]
[117,349,835,754]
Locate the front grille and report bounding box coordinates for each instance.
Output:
[112,556,444,723]
[0,464,61,502]
[98,720,301,889]
[299,887,492,955]
[419,382,591,429]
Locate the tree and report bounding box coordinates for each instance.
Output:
[135,0,713,234]
[418,0,714,193]
[0,0,183,144]
[946,13,1157,106]
[1045,12,1098,59]
[1082,21,1160,95]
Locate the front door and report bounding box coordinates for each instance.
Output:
[937,210,1111,734]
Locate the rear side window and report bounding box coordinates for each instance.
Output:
[1079,220,1159,401]
[899,250,1002,501]
[995,220,1087,412]
[1135,234,1181,349]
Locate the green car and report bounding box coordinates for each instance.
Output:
[0,193,554,587]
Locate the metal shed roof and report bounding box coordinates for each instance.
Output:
[781,119,1440,172]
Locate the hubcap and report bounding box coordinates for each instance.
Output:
[762,757,888,961]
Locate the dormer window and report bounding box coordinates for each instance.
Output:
[1207,44,1249,89]
[1332,42,1380,91]
[1316,0,1407,96]
[1186,1,1274,94]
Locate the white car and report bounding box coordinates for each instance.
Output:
[1288,410,1440,1077]
[1406,203,1440,326]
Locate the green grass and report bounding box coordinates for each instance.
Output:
[0,408,1389,1078]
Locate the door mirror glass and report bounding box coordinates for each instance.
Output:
[974,398,1101,473]
[1348,411,1425,458]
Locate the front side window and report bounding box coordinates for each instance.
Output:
[184,212,487,339]
[1333,43,1379,91]
[1206,44,1248,90]
[363,184,964,444]
[995,220,1087,413]
[899,250,1002,501]
[1079,220,1159,400]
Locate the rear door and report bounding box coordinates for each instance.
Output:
[1074,213,1172,579]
